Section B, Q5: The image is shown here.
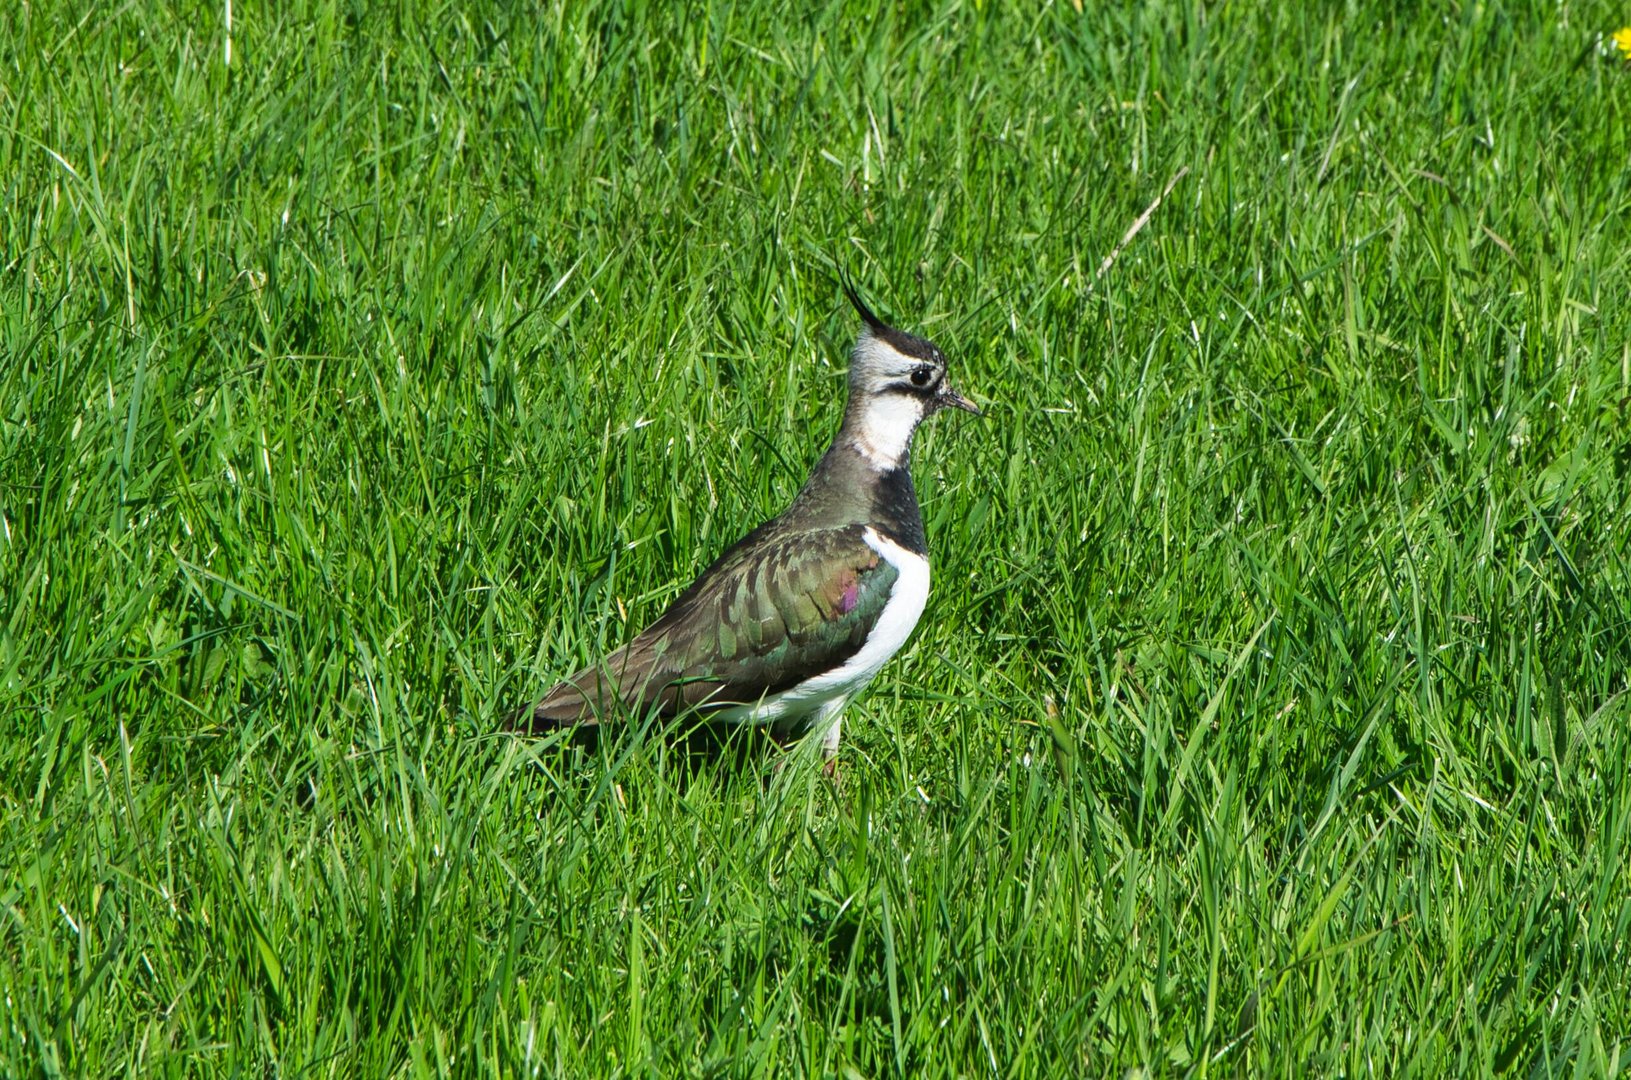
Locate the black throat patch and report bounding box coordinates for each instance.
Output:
[871,464,927,556]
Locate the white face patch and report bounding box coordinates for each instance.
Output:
[850,335,926,390]
[846,334,935,469]
[848,391,925,469]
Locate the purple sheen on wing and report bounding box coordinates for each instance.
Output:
[838,580,860,614]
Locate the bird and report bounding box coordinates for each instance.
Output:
[515,283,978,759]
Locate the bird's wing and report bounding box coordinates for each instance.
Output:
[526,523,900,726]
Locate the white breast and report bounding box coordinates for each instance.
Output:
[715,526,931,726]
[825,528,931,686]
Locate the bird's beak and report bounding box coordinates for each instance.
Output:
[937,382,980,415]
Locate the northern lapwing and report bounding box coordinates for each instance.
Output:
[516,285,977,758]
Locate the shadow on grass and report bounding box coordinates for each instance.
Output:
[498,709,833,793]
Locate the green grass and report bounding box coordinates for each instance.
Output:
[3,0,1630,1074]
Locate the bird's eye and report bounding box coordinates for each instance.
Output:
[910,366,933,387]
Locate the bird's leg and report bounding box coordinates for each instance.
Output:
[818,701,845,781]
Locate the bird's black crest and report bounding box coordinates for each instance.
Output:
[842,279,890,333]
[840,272,946,366]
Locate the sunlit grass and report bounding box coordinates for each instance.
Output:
[2,1,1629,1074]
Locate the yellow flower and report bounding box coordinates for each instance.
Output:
[1615,27,1631,58]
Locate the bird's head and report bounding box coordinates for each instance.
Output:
[841,284,978,469]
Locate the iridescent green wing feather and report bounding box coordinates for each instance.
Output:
[530,524,898,724]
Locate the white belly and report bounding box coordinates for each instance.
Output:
[714,527,930,728]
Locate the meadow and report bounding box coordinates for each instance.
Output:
[3,0,1630,1074]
